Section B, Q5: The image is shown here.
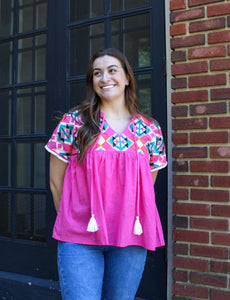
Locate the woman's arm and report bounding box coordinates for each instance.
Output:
[49,154,68,213]
[151,170,159,185]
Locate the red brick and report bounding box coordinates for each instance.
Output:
[190,161,229,173]
[173,283,208,299]
[173,188,189,200]
[211,290,230,300]
[173,175,209,187]
[172,133,188,144]
[173,161,188,172]
[189,74,226,88]
[172,106,188,117]
[190,132,228,144]
[169,103,182,115]
[212,176,230,188]
[173,215,188,228]
[171,77,187,89]
[191,272,227,288]
[173,270,188,282]
[211,88,230,100]
[189,0,224,7]
[172,118,207,130]
[170,0,186,11]
[188,45,226,59]
[172,90,208,103]
[173,147,207,158]
[191,245,228,259]
[207,3,230,17]
[171,50,187,62]
[171,8,205,23]
[173,256,209,271]
[211,261,230,274]
[209,30,230,44]
[228,44,230,56]
[189,18,225,33]
[191,189,229,202]
[210,131,229,146]
[170,23,187,36]
[173,230,210,244]
[212,205,230,217]
[172,61,208,75]
[212,233,230,246]
[173,243,188,255]
[210,58,230,71]
[190,102,227,116]
[172,105,188,117]
[171,34,205,49]
[210,147,230,158]
[173,203,210,216]
[210,117,230,129]
[191,217,228,231]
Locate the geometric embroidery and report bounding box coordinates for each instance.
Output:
[58,124,74,143]
[156,137,165,154]
[108,134,134,151]
[102,122,109,131]
[132,119,150,137]
[136,137,149,155]
[96,132,134,151]
[96,135,111,151]
[46,111,167,170]
[148,137,164,155]
[93,119,153,153]
[146,142,154,155]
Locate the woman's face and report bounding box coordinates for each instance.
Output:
[92,55,129,104]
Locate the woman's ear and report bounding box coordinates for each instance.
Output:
[125,74,130,86]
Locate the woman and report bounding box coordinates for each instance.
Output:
[45,48,167,300]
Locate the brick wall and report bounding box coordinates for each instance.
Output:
[170,0,230,299]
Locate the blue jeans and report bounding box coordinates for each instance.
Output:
[58,242,147,300]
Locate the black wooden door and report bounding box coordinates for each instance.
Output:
[0,0,59,282]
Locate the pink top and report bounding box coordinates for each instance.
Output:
[45,110,167,251]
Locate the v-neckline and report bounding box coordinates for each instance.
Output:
[100,111,134,137]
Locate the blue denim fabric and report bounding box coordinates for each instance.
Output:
[58,242,147,300]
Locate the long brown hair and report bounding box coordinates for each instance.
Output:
[73,48,142,162]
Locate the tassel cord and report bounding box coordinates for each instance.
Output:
[132,119,143,236]
[86,113,105,233]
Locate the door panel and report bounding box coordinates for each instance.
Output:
[0,0,57,280]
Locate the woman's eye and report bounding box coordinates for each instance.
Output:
[94,71,101,76]
[109,69,117,73]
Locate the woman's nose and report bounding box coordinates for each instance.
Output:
[101,71,110,82]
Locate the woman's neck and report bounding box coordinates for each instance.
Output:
[100,101,130,119]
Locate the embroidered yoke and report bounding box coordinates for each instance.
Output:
[45,110,167,251]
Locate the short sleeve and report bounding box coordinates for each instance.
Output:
[45,112,80,163]
[147,121,167,172]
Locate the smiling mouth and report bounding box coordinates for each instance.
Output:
[101,85,115,90]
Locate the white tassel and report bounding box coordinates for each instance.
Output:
[133,216,143,235]
[87,214,98,232]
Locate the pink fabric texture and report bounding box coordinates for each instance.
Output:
[45,111,167,251]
